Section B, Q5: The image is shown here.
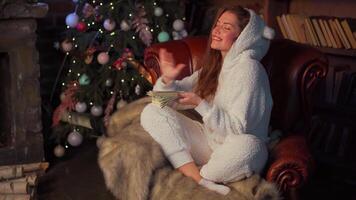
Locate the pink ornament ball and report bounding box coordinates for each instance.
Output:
[97,52,110,65]
[54,145,65,157]
[61,40,73,52]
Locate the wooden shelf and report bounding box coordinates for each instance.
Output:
[316,47,356,57]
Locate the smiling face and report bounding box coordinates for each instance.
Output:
[210,11,242,57]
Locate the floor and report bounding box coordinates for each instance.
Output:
[37,140,115,200]
[36,138,356,200]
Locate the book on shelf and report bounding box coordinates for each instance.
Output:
[340,19,356,49]
[312,18,328,47]
[280,14,295,41]
[340,71,356,106]
[323,19,338,48]
[305,17,320,46]
[332,65,350,104]
[328,19,343,48]
[318,18,333,48]
[324,65,350,104]
[276,16,288,39]
[347,75,356,106]
[292,14,308,44]
[331,18,349,49]
[334,18,352,49]
[336,71,353,105]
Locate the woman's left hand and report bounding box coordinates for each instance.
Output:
[178,92,202,107]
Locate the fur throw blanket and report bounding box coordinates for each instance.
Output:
[97,97,280,200]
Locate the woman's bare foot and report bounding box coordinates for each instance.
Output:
[178,162,230,195]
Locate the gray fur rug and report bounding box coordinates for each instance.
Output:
[97,97,280,200]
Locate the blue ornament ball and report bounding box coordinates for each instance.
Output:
[158,31,170,42]
[65,13,79,28]
[79,74,90,85]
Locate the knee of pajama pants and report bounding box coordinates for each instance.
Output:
[140,103,165,129]
[200,134,268,183]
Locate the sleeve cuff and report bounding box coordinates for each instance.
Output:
[153,77,176,91]
[194,100,211,117]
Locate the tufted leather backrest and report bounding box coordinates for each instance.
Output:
[144,36,328,133]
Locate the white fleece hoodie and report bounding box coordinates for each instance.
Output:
[153,9,274,150]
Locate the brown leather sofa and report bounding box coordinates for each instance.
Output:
[143,36,328,199]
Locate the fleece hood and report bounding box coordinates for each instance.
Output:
[223,9,275,69]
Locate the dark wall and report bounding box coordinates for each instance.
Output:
[37,0,74,103]
[36,0,74,160]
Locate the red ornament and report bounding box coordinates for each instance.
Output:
[76,22,87,32]
[113,58,124,70]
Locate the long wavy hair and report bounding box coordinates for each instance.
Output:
[194,5,250,101]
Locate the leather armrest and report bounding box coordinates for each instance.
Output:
[266,134,315,191]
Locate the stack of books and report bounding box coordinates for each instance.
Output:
[276,14,356,49]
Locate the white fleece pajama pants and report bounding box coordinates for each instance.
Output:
[140,103,268,183]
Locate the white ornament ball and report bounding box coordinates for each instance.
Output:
[72,0,79,3]
[180,29,188,37]
[154,7,163,17]
[172,31,182,40]
[116,99,128,109]
[173,29,188,40]
[103,19,116,31]
[91,105,103,117]
[97,52,110,65]
[135,85,141,95]
[75,102,87,113]
[54,145,65,157]
[65,13,79,28]
[105,78,113,87]
[60,92,66,102]
[61,40,73,52]
[120,20,130,31]
[173,19,184,31]
[67,130,83,147]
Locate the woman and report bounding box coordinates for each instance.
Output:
[141,5,274,195]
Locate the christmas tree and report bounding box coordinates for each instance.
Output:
[51,0,189,158]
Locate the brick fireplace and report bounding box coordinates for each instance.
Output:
[0,1,48,165]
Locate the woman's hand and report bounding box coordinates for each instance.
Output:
[178,92,202,107]
[159,49,186,84]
